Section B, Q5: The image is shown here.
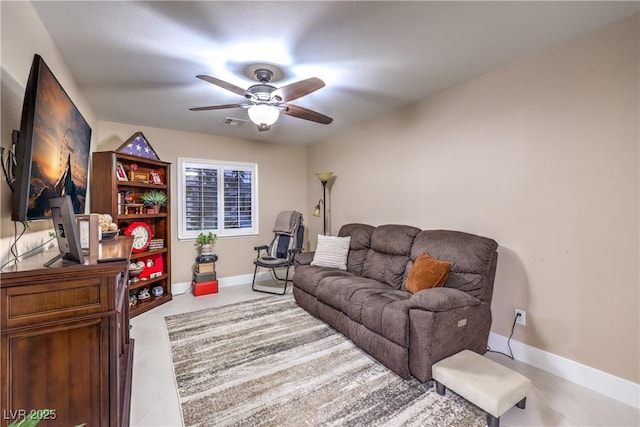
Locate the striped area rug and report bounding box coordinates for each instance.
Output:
[165,296,485,427]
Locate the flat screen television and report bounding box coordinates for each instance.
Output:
[12,54,91,222]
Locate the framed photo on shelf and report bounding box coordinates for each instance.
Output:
[75,214,100,256]
[149,170,163,184]
[131,171,149,182]
[116,162,128,181]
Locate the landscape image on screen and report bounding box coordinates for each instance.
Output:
[27,62,91,219]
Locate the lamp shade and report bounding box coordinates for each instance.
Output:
[248,105,280,126]
[315,172,334,182]
[313,200,322,217]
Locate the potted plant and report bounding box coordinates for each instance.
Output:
[139,190,167,214]
[196,231,217,261]
[196,231,216,251]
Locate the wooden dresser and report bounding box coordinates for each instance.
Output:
[1,237,134,427]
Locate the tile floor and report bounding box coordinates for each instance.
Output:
[130,283,640,426]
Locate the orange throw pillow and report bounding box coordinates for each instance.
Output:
[406,252,452,294]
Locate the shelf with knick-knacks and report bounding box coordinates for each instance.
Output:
[91,150,172,317]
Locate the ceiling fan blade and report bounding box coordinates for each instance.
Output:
[283,104,333,125]
[273,77,325,102]
[196,75,253,99]
[189,103,247,111]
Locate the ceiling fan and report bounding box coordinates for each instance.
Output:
[189,69,333,131]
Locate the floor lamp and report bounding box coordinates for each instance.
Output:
[312,172,333,235]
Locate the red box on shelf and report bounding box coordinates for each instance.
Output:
[138,254,163,280]
[192,280,218,296]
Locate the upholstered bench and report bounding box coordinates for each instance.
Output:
[432,350,531,427]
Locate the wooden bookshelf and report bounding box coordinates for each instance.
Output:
[91,151,172,317]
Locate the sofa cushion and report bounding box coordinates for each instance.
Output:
[362,225,420,289]
[406,252,451,294]
[294,251,314,266]
[446,273,485,298]
[408,230,498,299]
[311,235,351,270]
[362,252,411,290]
[370,224,421,255]
[408,287,481,311]
[346,288,411,347]
[338,223,374,276]
[410,230,498,274]
[316,276,389,313]
[292,265,352,297]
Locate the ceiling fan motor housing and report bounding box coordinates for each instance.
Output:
[246,84,277,102]
[254,69,274,83]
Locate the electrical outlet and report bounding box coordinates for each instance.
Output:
[515,309,526,326]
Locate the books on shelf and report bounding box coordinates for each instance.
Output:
[148,238,164,251]
[117,192,125,215]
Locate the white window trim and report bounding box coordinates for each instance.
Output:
[177,157,259,240]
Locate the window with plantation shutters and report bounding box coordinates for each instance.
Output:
[184,165,218,231]
[178,158,258,239]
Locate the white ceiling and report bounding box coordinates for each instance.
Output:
[32,1,639,145]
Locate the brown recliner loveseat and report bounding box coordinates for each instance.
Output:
[293,223,498,381]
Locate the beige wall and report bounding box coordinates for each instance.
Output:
[307,15,640,383]
[96,122,307,284]
[0,2,97,256]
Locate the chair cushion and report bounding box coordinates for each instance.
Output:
[255,256,291,267]
[273,235,291,258]
[405,252,451,294]
[311,235,351,270]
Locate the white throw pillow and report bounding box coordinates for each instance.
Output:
[311,235,351,270]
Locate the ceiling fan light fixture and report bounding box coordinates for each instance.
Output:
[248,104,280,127]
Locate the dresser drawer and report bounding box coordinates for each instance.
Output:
[2,277,111,330]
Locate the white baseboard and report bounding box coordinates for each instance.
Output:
[171,271,270,296]
[488,332,640,409]
[172,281,191,295]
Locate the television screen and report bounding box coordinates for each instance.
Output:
[12,54,91,222]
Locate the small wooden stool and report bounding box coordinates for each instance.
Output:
[432,350,531,427]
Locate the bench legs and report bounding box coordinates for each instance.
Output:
[487,414,500,427]
[435,382,527,427]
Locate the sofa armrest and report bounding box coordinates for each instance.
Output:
[408,287,480,312]
[295,251,314,267]
[408,298,491,381]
